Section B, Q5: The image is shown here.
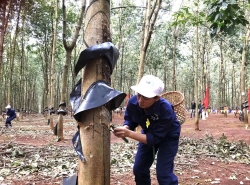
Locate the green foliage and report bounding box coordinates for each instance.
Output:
[171,6,206,27]
[204,0,249,37]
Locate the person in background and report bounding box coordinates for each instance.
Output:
[5,104,16,128]
[198,101,202,118]
[190,100,196,118]
[113,75,181,185]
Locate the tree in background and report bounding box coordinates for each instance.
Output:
[48,0,59,131]
[172,1,206,130]
[137,0,162,84]
[0,0,16,79]
[57,0,86,140]
[0,0,22,106]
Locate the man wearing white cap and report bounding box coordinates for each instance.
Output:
[5,104,16,128]
[113,75,180,185]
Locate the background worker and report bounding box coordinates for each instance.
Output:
[5,104,16,128]
[190,100,196,118]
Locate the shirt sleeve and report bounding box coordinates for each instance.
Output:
[123,99,138,131]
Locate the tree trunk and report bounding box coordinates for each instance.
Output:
[163,34,168,91]
[58,0,85,140]
[19,18,25,115]
[231,63,235,108]
[119,43,124,91]
[219,40,225,106]
[137,0,162,84]
[200,33,206,100]
[194,20,199,130]
[8,1,21,105]
[0,0,11,85]
[240,29,250,129]
[172,30,177,91]
[49,0,58,130]
[112,3,123,89]
[57,50,72,140]
[40,40,50,118]
[78,1,111,184]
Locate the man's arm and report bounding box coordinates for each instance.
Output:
[113,126,147,144]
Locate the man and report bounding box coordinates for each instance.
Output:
[113,75,180,185]
[198,101,202,118]
[5,105,16,128]
[190,100,196,118]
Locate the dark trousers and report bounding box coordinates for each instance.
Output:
[199,110,202,118]
[5,121,12,127]
[190,109,195,118]
[5,117,14,127]
[133,137,179,185]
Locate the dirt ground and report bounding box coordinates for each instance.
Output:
[111,112,250,185]
[0,112,250,185]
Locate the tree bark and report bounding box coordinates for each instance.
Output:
[49,0,58,130]
[78,0,111,184]
[219,40,225,106]
[240,29,250,129]
[194,14,199,131]
[172,30,177,91]
[0,0,12,85]
[137,0,162,84]
[8,0,21,105]
[58,0,85,140]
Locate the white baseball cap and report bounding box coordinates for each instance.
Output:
[5,105,11,109]
[131,75,164,98]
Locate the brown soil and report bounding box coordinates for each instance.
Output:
[0,112,250,185]
[111,112,250,185]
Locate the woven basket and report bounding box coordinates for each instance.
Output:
[161,91,186,124]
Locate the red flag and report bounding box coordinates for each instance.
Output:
[248,88,250,110]
[203,85,209,108]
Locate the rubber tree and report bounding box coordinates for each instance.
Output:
[77,0,113,184]
[49,0,59,130]
[172,1,206,130]
[240,29,250,129]
[28,1,55,117]
[137,0,162,83]
[0,0,15,86]
[8,4,20,105]
[0,0,21,106]
[57,0,86,141]
[194,14,199,130]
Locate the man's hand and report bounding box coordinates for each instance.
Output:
[113,126,130,138]
[113,125,147,144]
[111,125,129,143]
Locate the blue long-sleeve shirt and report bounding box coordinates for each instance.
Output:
[6,108,16,122]
[123,95,180,146]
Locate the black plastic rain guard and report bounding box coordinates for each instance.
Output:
[70,78,82,113]
[72,130,85,162]
[73,80,126,122]
[74,42,119,76]
[59,101,66,107]
[63,174,78,185]
[57,108,67,116]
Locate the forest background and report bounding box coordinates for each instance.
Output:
[1,0,250,184]
[0,0,250,115]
